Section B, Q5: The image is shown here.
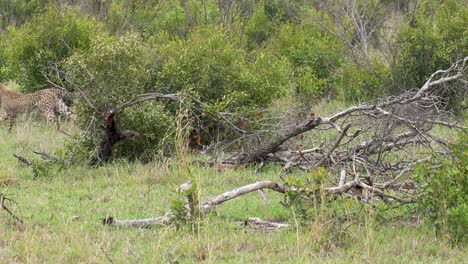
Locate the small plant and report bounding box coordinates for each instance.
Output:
[415,134,467,244]
[282,167,327,222]
[31,160,63,178]
[171,181,199,229]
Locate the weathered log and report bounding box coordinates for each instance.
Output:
[102,178,402,228]
[240,118,322,163]
[33,151,59,162]
[201,181,286,210]
[102,214,175,228]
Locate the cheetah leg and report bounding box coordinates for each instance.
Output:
[8,114,16,131]
[55,100,75,120]
[44,109,60,130]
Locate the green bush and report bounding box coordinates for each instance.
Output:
[394,0,467,106]
[415,134,468,244]
[274,23,344,103]
[333,61,390,102]
[156,26,292,138]
[282,167,328,221]
[1,5,98,91]
[63,24,292,161]
[244,6,275,47]
[293,65,327,103]
[65,33,174,162]
[0,0,41,29]
[107,1,188,39]
[276,23,344,79]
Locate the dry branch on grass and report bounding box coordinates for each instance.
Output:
[102,176,414,228]
[237,217,290,231]
[241,57,466,164]
[103,181,287,228]
[33,151,59,162]
[14,150,60,165]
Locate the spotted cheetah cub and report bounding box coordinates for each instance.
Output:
[0,84,74,131]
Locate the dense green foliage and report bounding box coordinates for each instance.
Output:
[1,6,98,90]
[274,23,344,102]
[416,134,468,244]
[64,33,173,161]
[394,0,468,91]
[0,0,466,158]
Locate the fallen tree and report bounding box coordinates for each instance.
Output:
[102,172,415,229]
[236,57,467,166]
[101,57,466,228]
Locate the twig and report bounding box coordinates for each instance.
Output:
[100,246,115,264]
[0,193,24,225]
[33,151,59,162]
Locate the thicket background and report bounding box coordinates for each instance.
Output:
[1,0,466,161]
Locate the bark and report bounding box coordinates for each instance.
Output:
[95,110,139,164]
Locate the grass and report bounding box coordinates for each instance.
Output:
[0,118,466,263]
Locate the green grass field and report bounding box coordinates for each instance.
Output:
[0,119,466,263]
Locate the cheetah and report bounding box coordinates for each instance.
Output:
[0,84,74,131]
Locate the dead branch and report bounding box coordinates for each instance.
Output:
[339,169,347,187]
[103,181,286,228]
[103,175,413,228]
[114,92,178,113]
[240,116,322,163]
[102,214,175,228]
[33,151,59,162]
[201,181,286,210]
[13,154,32,166]
[0,193,24,226]
[236,57,466,168]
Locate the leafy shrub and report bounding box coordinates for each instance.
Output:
[156,26,292,139]
[31,160,64,178]
[274,23,344,103]
[64,25,292,161]
[244,6,275,47]
[282,167,328,221]
[332,61,390,102]
[107,1,188,39]
[293,65,327,103]
[0,0,41,29]
[415,134,468,244]
[393,0,467,107]
[276,23,344,79]
[1,5,98,91]
[65,33,174,162]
